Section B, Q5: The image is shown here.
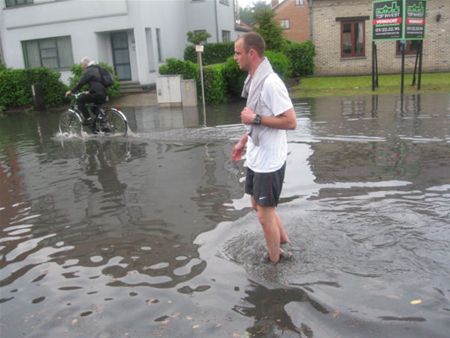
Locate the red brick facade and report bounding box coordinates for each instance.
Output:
[273,0,310,42]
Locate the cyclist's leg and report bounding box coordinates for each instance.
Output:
[77,93,95,120]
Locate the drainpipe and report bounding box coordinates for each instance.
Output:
[308,0,314,41]
[214,0,219,42]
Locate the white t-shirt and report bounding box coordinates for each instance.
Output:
[246,73,293,173]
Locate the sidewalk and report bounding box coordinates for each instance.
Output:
[110,90,158,107]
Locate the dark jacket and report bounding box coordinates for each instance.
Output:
[72,65,107,97]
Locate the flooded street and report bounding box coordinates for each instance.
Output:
[1,93,449,337]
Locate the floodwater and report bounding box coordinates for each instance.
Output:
[1,93,449,337]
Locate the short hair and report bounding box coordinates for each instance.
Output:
[80,57,90,66]
[240,32,265,57]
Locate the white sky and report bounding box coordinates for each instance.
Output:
[237,0,270,9]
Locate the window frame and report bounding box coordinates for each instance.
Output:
[295,0,304,5]
[280,19,290,30]
[340,20,366,58]
[5,0,33,8]
[22,36,74,71]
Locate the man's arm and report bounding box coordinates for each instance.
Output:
[231,133,248,161]
[241,106,297,130]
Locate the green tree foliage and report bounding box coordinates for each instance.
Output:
[187,31,211,45]
[159,58,198,79]
[285,40,315,77]
[222,56,247,98]
[265,51,290,79]
[254,7,286,52]
[238,0,271,25]
[69,62,120,98]
[0,67,67,110]
[184,42,234,65]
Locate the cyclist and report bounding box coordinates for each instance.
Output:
[65,57,107,130]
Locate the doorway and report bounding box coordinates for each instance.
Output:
[111,31,131,81]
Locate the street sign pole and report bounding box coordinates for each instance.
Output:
[196,44,206,126]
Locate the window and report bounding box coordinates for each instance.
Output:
[5,0,33,8]
[219,0,229,5]
[340,20,365,57]
[295,0,304,5]
[396,40,421,55]
[222,30,231,42]
[280,19,290,29]
[156,28,163,63]
[22,36,73,70]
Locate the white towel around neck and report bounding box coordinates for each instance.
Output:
[241,57,274,146]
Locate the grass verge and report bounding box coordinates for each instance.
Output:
[289,72,450,98]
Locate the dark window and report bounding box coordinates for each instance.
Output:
[22,36,73,70]
[5,0,33,8]
[396,40,421,55]
[222,30,231,42]
[219,0,230,5]
[341,20,365,57]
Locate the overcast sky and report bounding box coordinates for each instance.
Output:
[237,0,270,9]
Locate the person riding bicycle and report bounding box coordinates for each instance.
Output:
[65,57,107,128]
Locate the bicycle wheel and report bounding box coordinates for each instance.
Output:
[59,109,83,136]
[97,108,128,136]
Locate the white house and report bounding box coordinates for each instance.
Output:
[0,0,239,86]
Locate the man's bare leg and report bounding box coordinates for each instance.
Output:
[255,202,281,263]
[275,211,289,244]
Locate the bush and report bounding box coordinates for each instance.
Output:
[265,51,290,79]
[69,62,120,98]
[0,63,6,73]
[285,40,315,77]
[202,64,226,104]
[222,56,247,98]
[159,58,198,79]
[0,67,67,109]
[184,42,234,65]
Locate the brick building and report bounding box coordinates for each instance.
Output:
[311,0,449,75]
[272,0,310,42]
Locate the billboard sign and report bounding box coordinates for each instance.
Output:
[373,0,426,40]
[405,0,426,39]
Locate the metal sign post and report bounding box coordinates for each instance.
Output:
[196,44,206,126]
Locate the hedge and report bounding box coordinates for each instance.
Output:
[284,40,315,77]
[159,58,198,80]
[0,67,67,110]
[184,42,234,65]
[69,62,120,98]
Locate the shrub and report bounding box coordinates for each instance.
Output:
[69,62,120,98]
[0,63,6,73]
[0,67,67,109]
[184,42,234,65]
[201,64,226,104]
[159,58,198,79]
[222,56,247,98]
[265,51,290,79]
[285,41,315,77]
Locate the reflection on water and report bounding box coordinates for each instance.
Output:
[1,93,449,337]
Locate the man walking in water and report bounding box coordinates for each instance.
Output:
[232,32,297,263]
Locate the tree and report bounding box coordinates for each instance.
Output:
[254,7,286,52]
[238,1,270,25]
[187,31,211,45]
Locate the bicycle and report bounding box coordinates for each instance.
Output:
[59,93,128,136]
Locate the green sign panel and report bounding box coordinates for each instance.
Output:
[373,0,426,40]
[405,0,426,39]
[373,0,403,40]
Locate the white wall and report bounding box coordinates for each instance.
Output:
[0,0,239,85]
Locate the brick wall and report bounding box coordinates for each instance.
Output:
[312,0,450,75]
[274,0,310,42]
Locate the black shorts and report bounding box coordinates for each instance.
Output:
[245,162,286,207]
